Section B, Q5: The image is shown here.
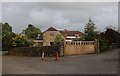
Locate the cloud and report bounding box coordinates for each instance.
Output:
[0,2,2,22]
[2,2,118,33]
[29,9,53,25]
[2,0,120,2]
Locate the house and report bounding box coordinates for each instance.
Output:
[43,27,61,46]
[33,27,99,55]
[33,33,43,47]
[34,27,84,47]
[100,28,120,48]
[60,29,84,42]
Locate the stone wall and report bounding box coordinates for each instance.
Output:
[64,41,98,55]
[8,46,52,56]
[43,31,61,46]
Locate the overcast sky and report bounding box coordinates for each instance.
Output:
[2,2,118,33]
[0,2,2,22]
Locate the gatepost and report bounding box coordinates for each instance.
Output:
[95,39,100,54]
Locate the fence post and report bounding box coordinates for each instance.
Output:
[95,39,100,54]
[42,51,44,60]
[63,38,66,56]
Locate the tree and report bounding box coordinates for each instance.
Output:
[84,18,98,41]
[54,34,64,44]
[22,24,41,39]
[53,34,64,56]
[12,34,34,47]
[0,23,2,51]
[2,23,15,51]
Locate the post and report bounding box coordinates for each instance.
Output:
[63,38,66,56]
[97,40,100,53]
[95,39,100,54]
[42,51,44,60]
[55,51,58,61]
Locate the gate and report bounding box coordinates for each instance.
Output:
[64,40,99,55]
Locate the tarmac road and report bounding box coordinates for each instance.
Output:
[0,51,2,75]
[2,49,119,74]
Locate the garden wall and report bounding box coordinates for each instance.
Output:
[8,46,53,56]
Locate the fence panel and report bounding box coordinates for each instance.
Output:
[64,40,99,55]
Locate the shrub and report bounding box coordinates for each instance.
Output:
[99,37,108,52]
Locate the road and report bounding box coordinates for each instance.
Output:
[2,49,119,74]
[0,51,2,75]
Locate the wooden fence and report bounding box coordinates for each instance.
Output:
[64,40,99,55]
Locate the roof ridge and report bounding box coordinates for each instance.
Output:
[43,27,58,33]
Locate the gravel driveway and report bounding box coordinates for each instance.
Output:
[2,49,119,74]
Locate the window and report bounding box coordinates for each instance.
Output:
[50,42,54,45]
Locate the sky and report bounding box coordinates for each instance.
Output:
[0,1,1,22]
[2,2,118,33]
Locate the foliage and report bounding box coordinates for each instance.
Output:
[83,18,109,52]
[100,28,119,49]
[2,23,15,51]
[54,34,64,56]
[0,23,2,36]
[54,34,64,44]
[22,24,41,39]
[84,18,98,41]
[98,36,108,52]
[12,34,34,47]
[0,23,2,50]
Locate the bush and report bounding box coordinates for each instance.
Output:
[99,37,108,52]
[12,34,34,47]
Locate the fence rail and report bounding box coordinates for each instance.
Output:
[65,41,95,45]
[64,40,99,55]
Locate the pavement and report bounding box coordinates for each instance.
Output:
[2,49,119,74]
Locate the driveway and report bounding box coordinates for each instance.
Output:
[2,49,119,74]
[0,51,2,75]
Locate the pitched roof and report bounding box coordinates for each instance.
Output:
[45,27,58,31]
[68,31,84,36]
[43,27,84,36]
[59,30,84,36]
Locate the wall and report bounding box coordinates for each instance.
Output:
[64,41,98,55]
[8,46,52,56]
[33,40,43,47]
[43,31,61,46]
